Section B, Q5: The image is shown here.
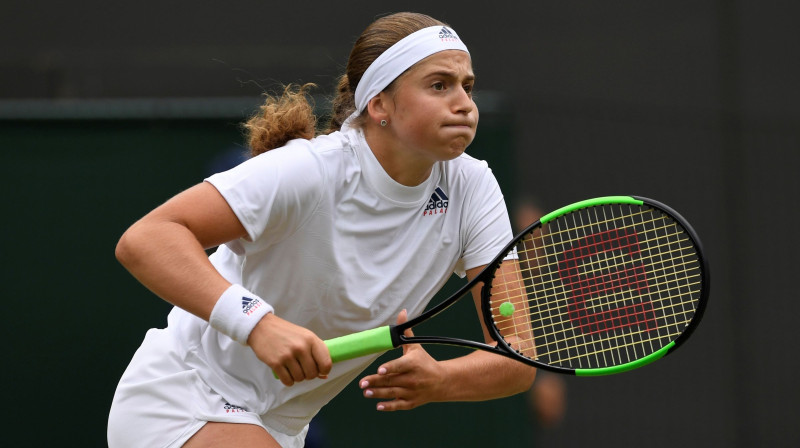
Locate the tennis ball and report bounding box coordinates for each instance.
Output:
[499,301,515,317]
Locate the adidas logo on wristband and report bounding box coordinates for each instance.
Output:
[210,284,274,344]
[242,296,263,316]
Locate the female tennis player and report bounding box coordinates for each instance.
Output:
[108,12,536,448]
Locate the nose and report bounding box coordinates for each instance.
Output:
[452,86,474,115]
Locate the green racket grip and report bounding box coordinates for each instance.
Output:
[325,325,395,363]
[272,326,395,379]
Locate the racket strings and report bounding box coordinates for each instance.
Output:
[515,239,699,298]
[519,227,690,271]
[495,258,702,324]
[488,204,703,369]
[496,295,699,358]
[520,208,663,252]
[540,329,686,365]
[516,212,677,264]
[494,277,702,335]
[495,233,700,322]
[494,292,700,363]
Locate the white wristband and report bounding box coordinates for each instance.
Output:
[209,284,274,344]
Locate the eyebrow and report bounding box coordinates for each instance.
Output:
[424,70,476,82]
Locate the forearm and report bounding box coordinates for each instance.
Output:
[436,350,536,402]
[116,219,230,320]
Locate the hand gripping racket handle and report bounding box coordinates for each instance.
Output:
[272,326,395,379]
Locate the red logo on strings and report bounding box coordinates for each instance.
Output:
[557,227,657,335]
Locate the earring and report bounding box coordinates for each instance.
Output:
[380,119,388,127]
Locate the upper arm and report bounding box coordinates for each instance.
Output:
[203,144,325,248]
[138,181,248,249]
[458,164,511,274]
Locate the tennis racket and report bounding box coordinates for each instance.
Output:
[325,195,709,376]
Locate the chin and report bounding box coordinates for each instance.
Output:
[448,137,472,156]
[440,145,467,161]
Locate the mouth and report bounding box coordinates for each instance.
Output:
[442,121,476,130]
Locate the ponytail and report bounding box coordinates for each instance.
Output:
[244,83,317,157]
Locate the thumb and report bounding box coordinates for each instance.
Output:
[396,309,417,355]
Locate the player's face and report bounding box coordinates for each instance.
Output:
[386,50,478,163]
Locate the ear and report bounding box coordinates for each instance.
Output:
[366,92,393,126]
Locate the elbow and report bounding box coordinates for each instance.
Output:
[495,359,538,397]
[506,363,537,396]
[115,224,143,270]
[115,230,133,268]
[518,365,538,393]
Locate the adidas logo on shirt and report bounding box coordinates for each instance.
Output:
[241,296,262,316]
[423,187,449,216]
[438,27,459,42]
[224,402,247,413]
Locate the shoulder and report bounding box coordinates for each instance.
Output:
[446,152,492,175]
[272,131,358,176]
[441,152,496,189]
[204,135,351,213]
[286,130,354,157]
[216,131,352,180]
[439,153,505,218]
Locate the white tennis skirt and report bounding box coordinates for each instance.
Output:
[107,327,307,448]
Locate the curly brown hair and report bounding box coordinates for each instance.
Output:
[245,12,446,157]
[244,83,317,157]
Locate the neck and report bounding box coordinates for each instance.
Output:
[363,129,434,187]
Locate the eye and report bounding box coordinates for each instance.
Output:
[432,81,445,91]
[463,83,474,96]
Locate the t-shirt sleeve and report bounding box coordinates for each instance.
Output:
[204,141,324,254]
[456,164,514,277]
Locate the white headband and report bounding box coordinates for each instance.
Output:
[354,25,470,113]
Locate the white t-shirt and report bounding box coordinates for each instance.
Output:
[167,128,513,434]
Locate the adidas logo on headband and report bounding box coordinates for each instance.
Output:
[438,27,459,42]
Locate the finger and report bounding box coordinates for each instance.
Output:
[396,308,408,325]
[395,309,420,357]
[358,368,392,391]
[296,350,320,381]
[274,365,295,387]
[311,339,332,378]
[285,358,307,384]
[367,352,418,386]
[361,369,397,392]
[376,398,416,412]
[376,347,420,377]
[395,309,414,337]
[361,365,411,390]
[362,384,404,400]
